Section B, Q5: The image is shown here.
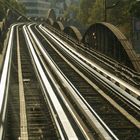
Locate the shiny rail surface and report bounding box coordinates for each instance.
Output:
[45,24,140,88]
[5,24,61,140]
[0,24,17,139]
[38,25,140,115]
[29,23,139,139]
[23,25,80,139]
[28,24,117,140]
[1,23,140,140]
[2,24,85,140]
[39,25,140,99]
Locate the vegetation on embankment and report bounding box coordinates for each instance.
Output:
[0,0,25,21]
[64,0,140,38]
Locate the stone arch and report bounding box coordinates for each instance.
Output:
[64,26,82,41]
[53,21,64,31]
[46,18,54,26]
[82,22,140,72]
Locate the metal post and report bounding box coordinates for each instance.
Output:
[104,0,120,22]
[104,0,107,22]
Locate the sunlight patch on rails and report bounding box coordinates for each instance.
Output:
[23,25,78,140]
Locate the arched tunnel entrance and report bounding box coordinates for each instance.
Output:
[82,22,140,72]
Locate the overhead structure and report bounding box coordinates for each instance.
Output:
[64,26,82,41]
[47,9,56,21]
[82,22,140,72]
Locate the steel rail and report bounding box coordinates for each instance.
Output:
[38,24,140,128]
[40,25,140,95]
[48,24,140,76]
[28,24,92,139]
[0,24,18,139]
[28,24,119,140]
[45,24,140,87]
[35,25,140,128]
[39,25,140,109]
[28,24,102,140]
[23,25,65,140]
[23,25,79,140]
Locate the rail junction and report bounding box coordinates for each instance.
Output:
[0,9,140,140]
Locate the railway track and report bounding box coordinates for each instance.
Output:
[45,24,140,89]
[28,24,140,140]
[1,24,88,140]
[0,23,140,140]
[39,25,140,99]
[5,25,60,140]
